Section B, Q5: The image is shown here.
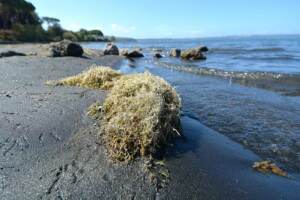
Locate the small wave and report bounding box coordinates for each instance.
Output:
[156,61,300,82]
[249,47,285,52]
[210,47,285,54]
[233,55,300,61]
[155,61,300,95]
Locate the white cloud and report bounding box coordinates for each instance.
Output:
[110,24,136,33]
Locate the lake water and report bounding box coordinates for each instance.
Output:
[84,35,300,74]
[82,35,300,172]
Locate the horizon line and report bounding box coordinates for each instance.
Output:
[128,33,300,40]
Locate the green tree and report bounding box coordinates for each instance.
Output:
[89,30,103,37]
[42,16,60,29]
[0,0,47,42]
[47,23,64,41]
[13,23,47,42]
[0,0,40,29]
[63,31,78,41]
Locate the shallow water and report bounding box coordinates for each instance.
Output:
[83,35,300,95]
[134,62,300,171]
[82,35,300,172]
[162,116,300,199]
[83,35,300,74]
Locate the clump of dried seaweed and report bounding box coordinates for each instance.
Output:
[49,66,182,190]
[253,160,287,177]
[87,101,102,120]
[100,72,181,162]
[47,66,122,90]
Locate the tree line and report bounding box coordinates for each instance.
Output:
[0,0,115,42]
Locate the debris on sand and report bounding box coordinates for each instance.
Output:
[0,50,26,58]
[253,160,287,177]
[143,158,171,190]
[86,101,102,120]
[50,66,181,189]
[48,66,122,90]
[100,72,181,162]
[51,66,181,162]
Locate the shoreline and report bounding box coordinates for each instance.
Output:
[161,116,300,199]
[1,44,300,199]
[155,61,300,96]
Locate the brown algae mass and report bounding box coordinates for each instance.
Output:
[49,66,122,90]
[49,66,181,163]
[253,160,288,177]
[87,101,102,120]
[100,72,181,162]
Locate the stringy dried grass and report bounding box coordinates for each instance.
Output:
[50,66,122,90]
[87,101,102,120]
[100,72,181,162]
[48,66,181,163]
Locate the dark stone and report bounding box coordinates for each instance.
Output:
[0,51,26,58]
[169,49,181,57]
[154,53,162,58]
[128,49,144,58]
[122,49,144,58]
[198,46,209,52]
[104,43,119,55]
[181,47,207,60]
[49,40,84,57]
[67,43,84,57]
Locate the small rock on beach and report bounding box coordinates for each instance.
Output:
[154,53,162,58]
[169,48,181,57]
[181,46,208,60]
[48,40,84,57]
[104,43,119,55]
[121,49,144,58]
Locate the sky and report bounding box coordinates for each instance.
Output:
[28,0,300,39]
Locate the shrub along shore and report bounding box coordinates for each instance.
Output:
[0,0,119,43]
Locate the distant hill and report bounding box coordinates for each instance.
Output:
[114,37,137,42]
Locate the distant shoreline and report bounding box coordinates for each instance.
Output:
[3,34,300,44]
[0,37,137,45]
[134,33,300,40]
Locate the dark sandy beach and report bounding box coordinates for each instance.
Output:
[0,44,299,199]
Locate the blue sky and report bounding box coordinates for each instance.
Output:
[28,0,300,38]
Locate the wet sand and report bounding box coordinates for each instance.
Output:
[0,54,156,199]
[161,116,300,200]
[0,44,299,199]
